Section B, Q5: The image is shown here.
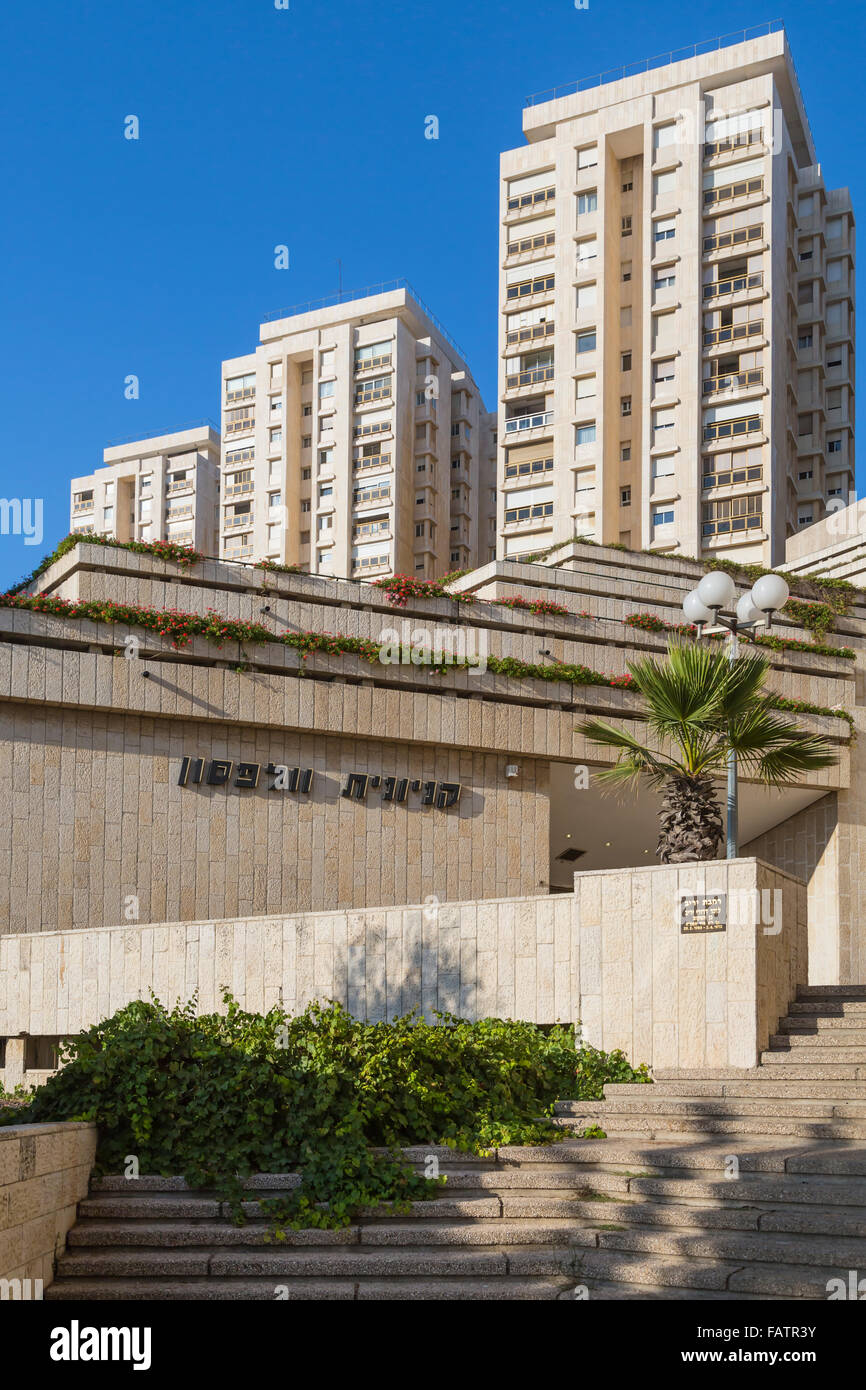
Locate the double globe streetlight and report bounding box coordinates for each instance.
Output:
[681,569,791,859]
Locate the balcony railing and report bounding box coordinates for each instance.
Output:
[506,231,555,256]
[353,487,391,507]
[354,385,392,404]
[704,129,764,159]
[226,387,255,403]
[224,512,253,528]
[702,367,764,394]
[506,274,555,300]
[703,270,764,300]
[703,415,762,442]
[703,319,763,347]
[506,365,554,389]
[505,501,554,525]
[704,177,764,207]
[504,410,554,434]
[703,223,763,254]
[506,187,555,213]
[353,453,391,472]
[166,505,193,520]
[505,321,555,347]
[504,456,554,480]
[226,415,255,435]
[224,480,254,497]
[354,353,392,373]
[703,463,763,488]
[353,522,391,540]
[166,479,193,494]
[354,420,391,438]
[72,500,94,513]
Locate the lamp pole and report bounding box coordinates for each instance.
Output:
[682,570,790,860]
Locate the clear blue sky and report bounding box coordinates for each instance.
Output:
[0,0,861,588]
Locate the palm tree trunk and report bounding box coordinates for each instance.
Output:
[657,774,723,864]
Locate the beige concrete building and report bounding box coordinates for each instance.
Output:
[70,426,221,556]
[219,283,497,577]
[497,26,855,568]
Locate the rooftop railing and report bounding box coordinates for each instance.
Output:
[525,21,787,106]
[262,278,467,360]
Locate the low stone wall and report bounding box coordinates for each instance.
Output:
[574,859,808,1069]
[0,1122,96,1296]
[1,860,807,1078]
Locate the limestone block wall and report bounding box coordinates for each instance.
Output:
[574,859,808,1069]
[0,1122,96,1295]
[0,705,549,934]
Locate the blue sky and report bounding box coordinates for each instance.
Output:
[0,0,861,588]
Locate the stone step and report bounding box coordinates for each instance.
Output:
[552,1113,866,1140]
[570,1248,837,1299]
[770,1030,866,1047]
[607,1080,866,1099]
[558,1097,866,1119]
[55,1222,866,1279]
[78,1193,504,1223]
[653,1065,866,1079]
[780,1015,866,1032]
[762,1046,866,1063]
[45,1276,571,1301]
[789,1001,866,1017]
[797,985,866,999]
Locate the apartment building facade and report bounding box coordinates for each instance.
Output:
[497,27,855,568]
[70,425,221,555]
[219,285,497,578]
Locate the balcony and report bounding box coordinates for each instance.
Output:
[703,415,762,443]
[506,230,555,257]
[353,420,391,439]
[504,501,554,526]
[506,273,555,302]
[72,500,94,514]
[505,320,554,349]
[505,365,554,390]
[504,457,554,482]
[224,480,254,498]
[703,319,763,348]
[703,223,763,255]
[165,504,193,520]
[354,353,392,373]
[353,486,392,509]
[166,478,193,494]
[702,270,763,301]
[506,186,555,216]
[354,384,392,405]
[704,130,765,159]
[224,512,253,529]
[225,414,255,436]
[702,367,764,395]
[353,452,391,473]
[703,177,764,207]
[702,463,763,489]
[504,410,554,435]
[225,386,255,404]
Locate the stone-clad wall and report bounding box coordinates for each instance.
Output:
[0,893,580,1037]
[574,859,808,1069]
[0,706,548,934]
[0,1122,96,1294]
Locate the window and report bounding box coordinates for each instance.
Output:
[319,448,334,469]
[319,379,335,399]
[652,455,675,479]
[268,491,282,509]
[301,500,311,513]
[620,443,631,462]
[653,170,676,198]
[320,348,336,371]
[226,371,256,400]
[622,180,633,193]
[620,397,631,417]
[654,123,678,150]
[576,423,597,446]
[654,272,676,290]
[653,358,675,383]
[652,507,674,528]
[620,487,631,506]
[319,484,333,500]
[621,216,632,236]
[798,414,812,437]
[576,282,597,310]
[798,469,813,481]
[576,375,596,400]
[318,515,332,532]
[621,352,632,372]
[302,435,312,449]
[577,330,597,354]
[577,145,597,170]
[703,494,763,535]
[828,438,842,454]
[827,388,842,410]
[828,357,842,369]
[654,216,675,242]
[576,238,597,262]
[798,332,813,349]
[577,191,597,215]
[301,467,311,480]
[621,262,632,282]
[653,407,675,433]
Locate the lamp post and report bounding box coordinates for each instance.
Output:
[682,570,790,859]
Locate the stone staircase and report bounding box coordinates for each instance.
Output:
[45,986,866,1301]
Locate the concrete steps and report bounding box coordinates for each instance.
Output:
[45,984,866,1301]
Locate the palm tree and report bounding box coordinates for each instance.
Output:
[579,641,838,864]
